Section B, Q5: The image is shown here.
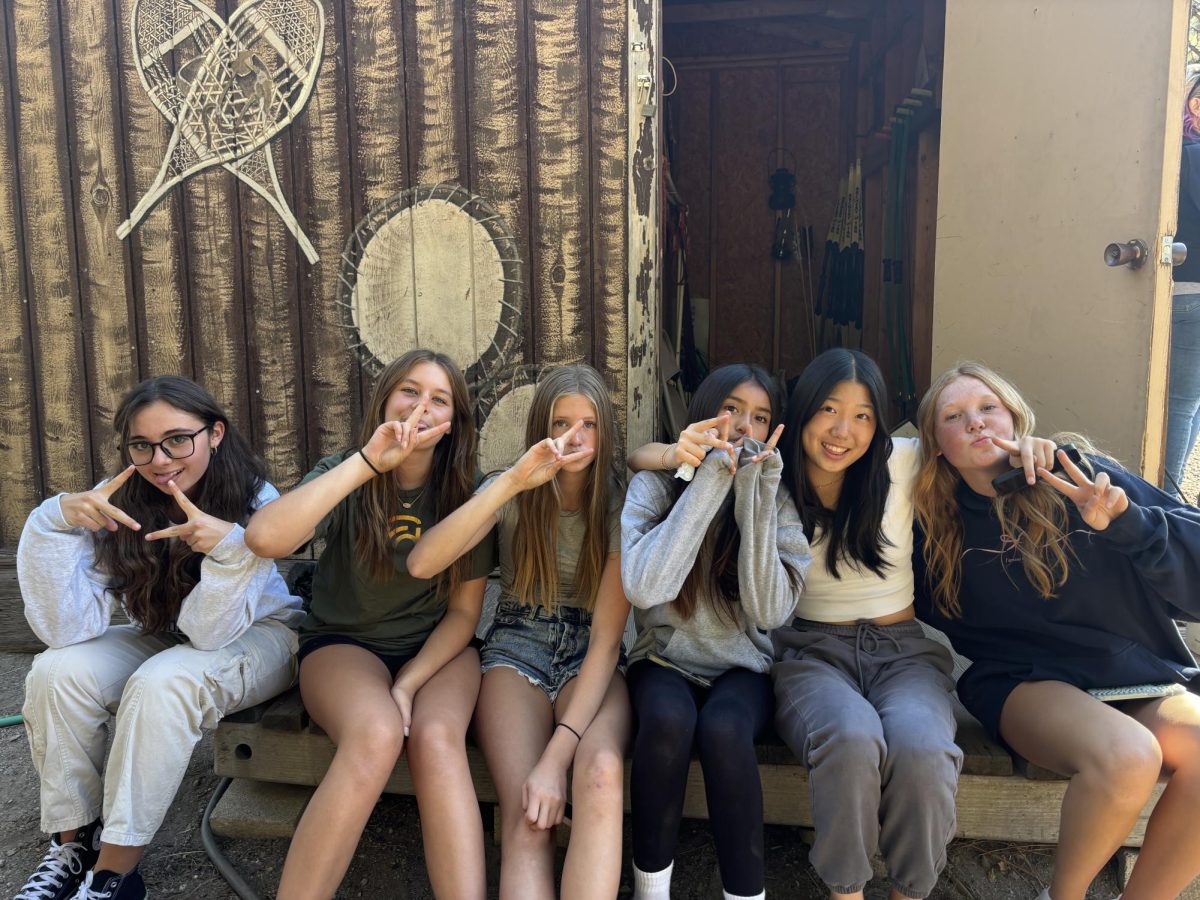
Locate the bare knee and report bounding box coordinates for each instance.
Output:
[336,715,407,776]
[1081,730,1162,801]
[573,744,625,802]
[407,714,467,769]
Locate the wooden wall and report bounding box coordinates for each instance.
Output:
[0,0,635,547]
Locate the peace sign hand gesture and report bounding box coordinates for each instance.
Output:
[747,424,786,465]
[361,403,452,476]
[1037,449,1129,531]
[145,480,235,554]
[508,422,595,491]
[59,465,142,533]
[672,413,734,470]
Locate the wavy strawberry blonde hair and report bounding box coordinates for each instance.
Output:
[914,363,1081,617]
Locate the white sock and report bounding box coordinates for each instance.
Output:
[723,891,765,900]
[632,861,673,900]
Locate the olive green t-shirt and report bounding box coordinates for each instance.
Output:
[299,450,497,654]
[484,473,623,610]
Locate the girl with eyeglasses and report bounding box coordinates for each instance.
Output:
[245,348,495,900]
[15,376,303,900]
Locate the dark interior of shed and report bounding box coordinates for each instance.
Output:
[658,0,945,430]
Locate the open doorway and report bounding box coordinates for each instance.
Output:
[657,0,945,433]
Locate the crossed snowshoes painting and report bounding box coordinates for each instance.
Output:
[119,0,325,263]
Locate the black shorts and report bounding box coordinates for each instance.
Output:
[297,633,483,678]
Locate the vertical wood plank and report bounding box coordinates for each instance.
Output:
[711,66,776,369]
[626,0,659,451]
[672,70,712,303]
[292,0,357,468]
[527,0,591,366]
[464,0,534,371]
[781,67,841,378]
[62,0,138,477]
[404,0,468,185]
[181,0,250,438]
[114,0,193,384]
[591,0,629,440]
[344,0,408,214]
[12,0,90,497]
[0,4,39,542]
[239,148,302,488]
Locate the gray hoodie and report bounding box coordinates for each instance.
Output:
[621,439,810,678]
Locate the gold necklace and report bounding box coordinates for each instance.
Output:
[399,484,428,510]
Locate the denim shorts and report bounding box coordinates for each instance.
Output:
[480,600,623,701]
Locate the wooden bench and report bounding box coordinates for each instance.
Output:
[212,685,1163,846]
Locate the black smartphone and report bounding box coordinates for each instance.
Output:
[991,443,1083,496]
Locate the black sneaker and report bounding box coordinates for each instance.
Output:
[14,820,102,900]
[70,869,145,900]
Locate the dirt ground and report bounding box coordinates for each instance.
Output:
[0,648,1127,900]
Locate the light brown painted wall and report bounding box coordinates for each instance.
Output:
[933,0,1187,472]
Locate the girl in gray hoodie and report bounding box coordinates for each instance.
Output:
[621,364,810,900]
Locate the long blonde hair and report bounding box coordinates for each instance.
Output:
[355,349,477,595]
[914,362,1078,617]
[510,365,622,612]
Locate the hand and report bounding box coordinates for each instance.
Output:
[748,424,785,465]
[991,435,1057,486]
[508,423,595,490]
[389,681,413,740]
[362,403,452,474]
[1037,449,1129,531]
[671,413,734,469]
[60,466,141,532]
[522,758,568,831]
[144,481,235,554]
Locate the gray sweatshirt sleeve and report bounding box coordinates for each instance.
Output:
[731,450,810,629]
[175,482,298,650]
[621,449,734,609]
[18,495,117,648]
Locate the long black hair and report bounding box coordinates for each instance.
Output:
[782,349,893,578]
[95,376,268,633]
[671,363,786,623]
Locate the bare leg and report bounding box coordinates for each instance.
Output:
[407,647,487,900]
[558,672,631,900]
[277,646,405,899]
[474,666,556,900]
[999,681,1162,900]
[1121,690,1200,900]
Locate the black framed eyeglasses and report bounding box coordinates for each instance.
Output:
[124,427,210,466]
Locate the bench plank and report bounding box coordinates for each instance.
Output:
[213,715,1163,845]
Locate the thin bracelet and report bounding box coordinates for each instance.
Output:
[556,721,582,741]
[358,447,383,477]
[660,443,675,470]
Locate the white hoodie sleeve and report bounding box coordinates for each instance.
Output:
[17,494,118,648]
[18,483,301,651]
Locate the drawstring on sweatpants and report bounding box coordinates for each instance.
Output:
[853,621,903,695]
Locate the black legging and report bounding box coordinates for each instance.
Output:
[628,660,774,896]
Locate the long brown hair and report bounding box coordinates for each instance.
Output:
[914,362,1079,617]
[670,364,788,624]
[354,349,477,596]
[95,376,268,634]
[510,365,621,612]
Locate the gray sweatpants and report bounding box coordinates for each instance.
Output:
[772,619,962,898]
